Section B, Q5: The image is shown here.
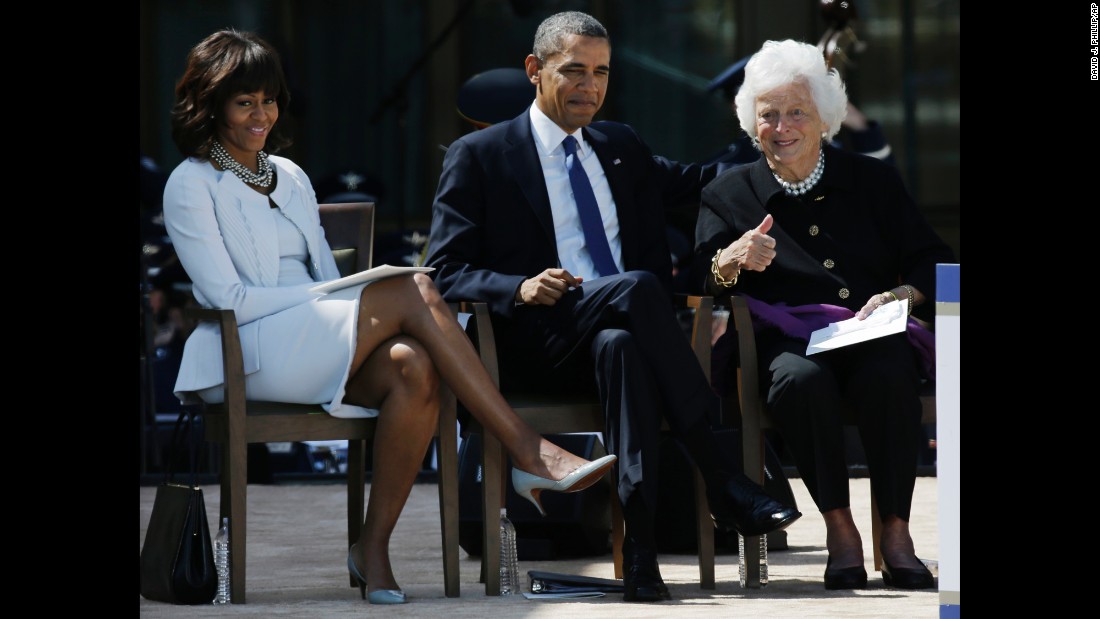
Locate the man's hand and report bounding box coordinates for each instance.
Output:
[516,268,582,305]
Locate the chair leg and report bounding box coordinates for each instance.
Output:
[609,468,624,580]
[226,437,248,603]
[347,439,366,588]
[692,464,716,589]
[480,432,504,595]
[741,426,767,588]
[437,389,461,597]
[870,493,883,572]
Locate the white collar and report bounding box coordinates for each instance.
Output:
[529,102,588,157]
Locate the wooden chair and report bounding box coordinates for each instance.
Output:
[188,202,460,603]
[459,296,717,595]
[724,294,937,588]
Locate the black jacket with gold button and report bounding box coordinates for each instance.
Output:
[692,146,954,324]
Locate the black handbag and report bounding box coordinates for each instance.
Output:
[140,409,218,604]
[527,570,624,594]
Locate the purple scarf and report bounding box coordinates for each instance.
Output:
[710,295,935,395]
[742,295,935,380]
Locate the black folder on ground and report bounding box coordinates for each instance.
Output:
[527,570,624,594]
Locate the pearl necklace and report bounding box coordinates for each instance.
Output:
[209,140,273,188]
[773,148,824,196]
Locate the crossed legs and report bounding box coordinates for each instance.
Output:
[343,273,597,593]
[351,273,594,478]
[344,336,439,593]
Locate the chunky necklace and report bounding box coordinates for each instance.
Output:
[209,139,273,188]
[773,148,824,196]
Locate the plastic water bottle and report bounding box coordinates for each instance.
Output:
[759,533,768,585]
[499,508,520,596]
[737,533,768,587]
[737,533,745,587]
[213,517,231,604]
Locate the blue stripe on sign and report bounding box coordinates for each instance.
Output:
[936,263,960,302]
[940,603,960,619]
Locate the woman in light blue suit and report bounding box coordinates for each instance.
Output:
[162,29,614,604]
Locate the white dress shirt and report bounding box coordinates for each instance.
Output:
[529,103,624,281]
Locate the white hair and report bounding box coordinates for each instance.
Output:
[734,40,848,144]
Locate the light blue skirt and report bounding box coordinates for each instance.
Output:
[197,282,379,418]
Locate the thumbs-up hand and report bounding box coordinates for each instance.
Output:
[737,215,778,271]
[713,215,777,285]
[755,214,773,235]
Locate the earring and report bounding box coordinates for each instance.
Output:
[821,132,828,140]
[209,114,215,119]
[751,136,760,147]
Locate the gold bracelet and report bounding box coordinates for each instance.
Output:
[883,290,898,302]
[711,248,738,288]
[901,284,915,316]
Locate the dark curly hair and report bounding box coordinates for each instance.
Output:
[170,29,292,158]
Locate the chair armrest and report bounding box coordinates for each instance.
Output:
[182,307,247,419]
[458,302,502,389]
[729,295,763,426]
[678,294,714,376]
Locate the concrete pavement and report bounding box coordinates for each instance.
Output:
[140,475,940,617]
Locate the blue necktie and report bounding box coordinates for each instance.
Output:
[562,135,619,277]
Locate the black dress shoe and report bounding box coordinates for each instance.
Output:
[707,473,802,536]
[622,544,671,602]
[823,556,868,590]
[881,556,935,589]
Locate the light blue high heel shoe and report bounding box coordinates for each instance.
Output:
[347,546,407,604]
[511,454,617,516]
[368,589,407,605]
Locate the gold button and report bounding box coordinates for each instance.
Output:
[809,224,820,236]
[839,288,850,299]
[823,259,835,269]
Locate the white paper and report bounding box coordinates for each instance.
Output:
[806,298,908,355]
[522,591,606,600]
[309,265,434,294]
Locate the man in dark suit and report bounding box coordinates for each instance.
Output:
[425,11,800,602]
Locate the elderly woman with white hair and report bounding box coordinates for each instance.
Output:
[692,39,953,590]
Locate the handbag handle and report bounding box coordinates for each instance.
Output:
[163,408,201,488]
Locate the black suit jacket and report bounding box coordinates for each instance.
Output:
[425,108,717,320]
[692,147,953,324]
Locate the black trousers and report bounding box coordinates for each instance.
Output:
[497,271,720,511]
[757,330,922,520]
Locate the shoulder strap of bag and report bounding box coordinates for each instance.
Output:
[164,409,200,488]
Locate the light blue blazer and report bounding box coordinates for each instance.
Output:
[162,155,341,402]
